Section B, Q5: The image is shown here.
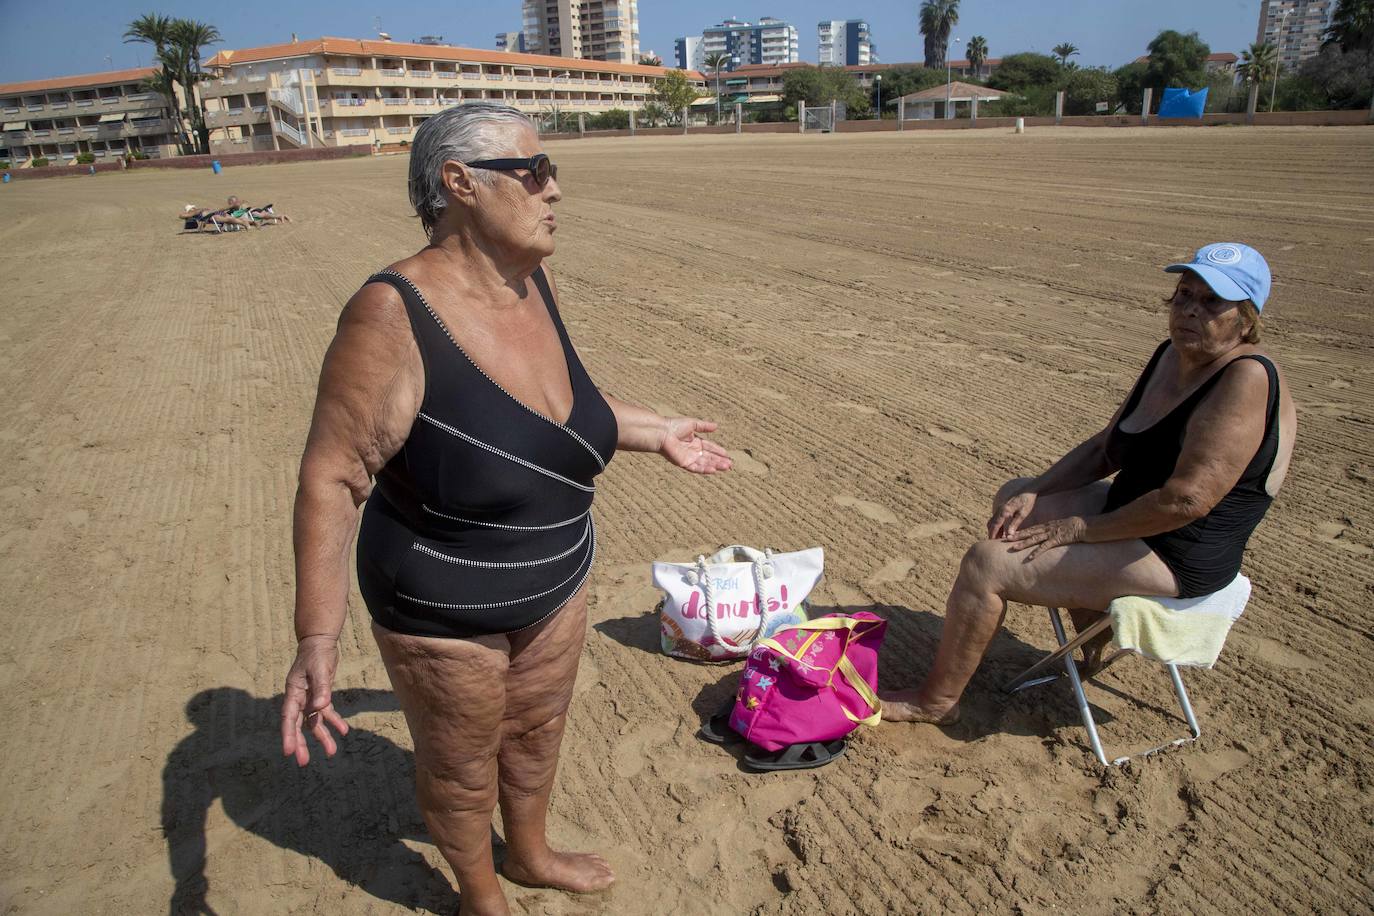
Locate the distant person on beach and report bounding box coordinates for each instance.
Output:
[281,102,731,914]
[179,203,255,230]
[881,243,1296,725]
[226,194,292,224]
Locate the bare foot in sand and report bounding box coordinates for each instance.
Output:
[503,850,615,894]
[878,690,961,725]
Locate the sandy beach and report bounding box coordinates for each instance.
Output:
[0,125,1371,914]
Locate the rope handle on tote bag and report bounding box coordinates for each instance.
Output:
[684,547,782,650]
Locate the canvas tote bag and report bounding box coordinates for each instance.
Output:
[652,545,823,661]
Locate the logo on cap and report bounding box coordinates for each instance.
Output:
[1206,245,1242,265]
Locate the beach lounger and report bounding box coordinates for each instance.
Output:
[1003,576,1250,767]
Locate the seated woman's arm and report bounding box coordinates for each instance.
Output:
[989,423,1117,538]
[1006,359,1270,559]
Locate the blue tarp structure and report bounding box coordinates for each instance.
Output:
[1158,86,1208,119]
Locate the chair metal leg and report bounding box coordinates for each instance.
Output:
[1003,607,1207,768]
[1003,609,1113,694]
[1048,607,1109,766]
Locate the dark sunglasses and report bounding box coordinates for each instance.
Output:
[465,153,558,187]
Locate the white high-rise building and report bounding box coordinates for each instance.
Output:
[522,0,640,63]
[690,17,798,71]
[818,19,877,66]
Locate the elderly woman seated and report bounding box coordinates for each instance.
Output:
[882,243,1297,725]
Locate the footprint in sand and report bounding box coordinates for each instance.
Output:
[611,722,675,779]
[1327,378,1351,390]
[829,401,878,415]
[1231,634,1318,671]
[908,519,963,540]
[731,449,769,476]
[752,387,789,403]
[833,495,898,524]
[628,356,660,366]
[977,351,1024,366]
[1185,747,1252,782]
[866,557,915,584]
[1313,520,1373,556]
[927,425,973,446]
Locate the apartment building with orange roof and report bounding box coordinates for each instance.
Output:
[200,36,699,154]
[1,67,181,167]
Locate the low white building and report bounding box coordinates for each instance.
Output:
[899,81,1014,119]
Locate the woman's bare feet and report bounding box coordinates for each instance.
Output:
[878,689,961,725]
[502,850,615,894]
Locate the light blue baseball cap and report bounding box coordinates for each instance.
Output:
[1164,242,1272,311]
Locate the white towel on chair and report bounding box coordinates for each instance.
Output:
[1109,575,1251,669]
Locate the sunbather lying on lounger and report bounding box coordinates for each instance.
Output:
[179,204,255,230]
[226,195,292,224]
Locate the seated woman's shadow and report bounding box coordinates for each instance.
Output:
[596,601,1106,744]
[162,687,463,915]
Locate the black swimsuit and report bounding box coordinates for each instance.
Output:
[355,267,617,639]
[1104,340,1281,598]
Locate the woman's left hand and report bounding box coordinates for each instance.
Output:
[660,417,733,474]
[1001,515,1087,560]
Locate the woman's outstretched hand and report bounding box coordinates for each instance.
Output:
[659,417,733,475]
[281,634,350,766]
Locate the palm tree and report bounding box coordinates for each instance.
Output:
[1238,41,1279,86]
[919,0,960,70]
[1052,43,1080,66]
[704,51,730,122]
[167,19,222,155]
[966,35,989,78]
[124,13,190,155]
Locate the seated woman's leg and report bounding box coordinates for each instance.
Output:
[372,623,512,916]
[495,587,613,893]
[884,484,1176,723]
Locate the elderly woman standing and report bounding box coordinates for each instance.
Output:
[882,243,1296,725]
[280,104,731,914]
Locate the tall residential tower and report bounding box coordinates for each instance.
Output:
[1256,0,1335,70]
[818,19,877,66]
[522,0,640,63]
[691,17,799,71]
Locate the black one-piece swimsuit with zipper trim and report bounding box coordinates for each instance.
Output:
[355,267,618,639]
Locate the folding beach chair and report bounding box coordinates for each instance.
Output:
[1003,606,1203,767]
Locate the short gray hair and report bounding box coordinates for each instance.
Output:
[408,103,536,237]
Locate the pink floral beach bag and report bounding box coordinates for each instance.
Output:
[729,613,888,752]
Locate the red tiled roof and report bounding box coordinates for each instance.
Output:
[0,66,159,96]
[1133,52,1239,65]
[206,37,703,80]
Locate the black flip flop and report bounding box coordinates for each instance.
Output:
[698,701,743,745]
[744,738,847,772]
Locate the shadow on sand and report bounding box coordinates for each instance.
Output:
[161,687,463,915]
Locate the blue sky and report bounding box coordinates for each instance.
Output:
[1,0,1264,83]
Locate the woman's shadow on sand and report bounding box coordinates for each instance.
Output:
[162,687,464,915]
[594,601,1116,746]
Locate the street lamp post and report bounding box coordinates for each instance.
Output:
[1269,9,1291,113]
[874,73,882,118]
[553,70,569,132]
[945,37,961,119]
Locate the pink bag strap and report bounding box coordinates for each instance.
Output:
[758,617,883,726]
